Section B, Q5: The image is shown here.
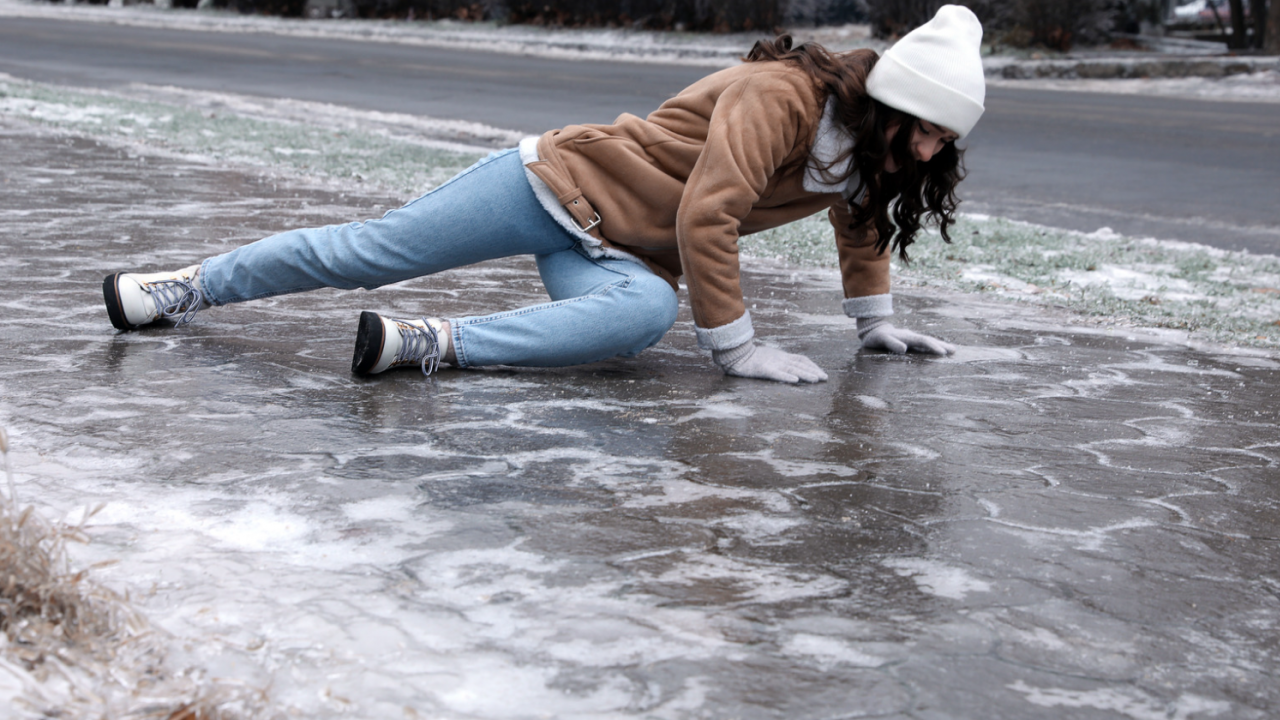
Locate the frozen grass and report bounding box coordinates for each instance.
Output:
[0,428,273,718]
[0,75,484,200]
[743,214,1280,349]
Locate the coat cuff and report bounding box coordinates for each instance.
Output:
[695,311,755,351]
[842,294,893,319]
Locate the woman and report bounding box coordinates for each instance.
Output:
[102,5,985,385]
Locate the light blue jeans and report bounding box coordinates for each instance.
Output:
[198,149,678,368]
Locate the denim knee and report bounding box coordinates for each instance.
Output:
[614,271,679,356]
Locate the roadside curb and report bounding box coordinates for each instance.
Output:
[986,55,1280,80]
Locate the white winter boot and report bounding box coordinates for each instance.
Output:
[351,311,450,377]
[102,265,206,330]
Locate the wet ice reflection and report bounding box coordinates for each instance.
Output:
[2,123,1279,718]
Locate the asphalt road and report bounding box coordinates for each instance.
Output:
[3,16,1278,253]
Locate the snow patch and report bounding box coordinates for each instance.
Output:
[1008,681,1231,720]
[782,633,886,669]
[990,70,1280,105]
[883,558,991,600]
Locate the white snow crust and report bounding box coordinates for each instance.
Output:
[989,70,1280,104]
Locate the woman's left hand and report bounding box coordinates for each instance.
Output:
[713,341,829,384]
[857,317,955,355]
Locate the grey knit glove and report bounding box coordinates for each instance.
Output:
[713,340,828,384]
[857,317,955,355]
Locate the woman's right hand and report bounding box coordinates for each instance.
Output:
[713,341,828,384]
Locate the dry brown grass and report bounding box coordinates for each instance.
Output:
[0,427,276,719]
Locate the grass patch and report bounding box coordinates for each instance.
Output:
[0,76,482,198]
[743,213,1280,349]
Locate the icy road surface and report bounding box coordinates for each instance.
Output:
[1,123,1279,718]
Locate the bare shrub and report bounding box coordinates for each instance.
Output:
[350,0,497,20]
[0,427,272,719]
[222,0,309,16]
[783,0,867,26]
[1109,0,1164,35]
[200,0,785,29]
[863,0,1116,50]
[862,0,1007,38]
[1015,0,1113,50]
[502,0,783,31]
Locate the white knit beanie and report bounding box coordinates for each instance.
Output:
[865,4,986,139]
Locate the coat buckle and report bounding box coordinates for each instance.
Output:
[576,212,602,233]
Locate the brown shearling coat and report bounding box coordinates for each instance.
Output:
[529,59,891,333]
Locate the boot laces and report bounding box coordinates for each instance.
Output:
[147,278,204,327]
[392,318,440,376]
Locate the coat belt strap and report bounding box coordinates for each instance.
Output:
[526,135,604,240]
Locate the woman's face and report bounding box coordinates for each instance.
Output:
[883,119,959,173]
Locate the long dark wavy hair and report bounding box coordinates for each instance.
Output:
[745,35,965,260]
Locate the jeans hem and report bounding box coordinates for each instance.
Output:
[451,275,638,368]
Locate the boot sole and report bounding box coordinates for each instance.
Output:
[351,311,386,375]
[102,273,137,331]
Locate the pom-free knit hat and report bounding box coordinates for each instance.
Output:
[865,4,986,138]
